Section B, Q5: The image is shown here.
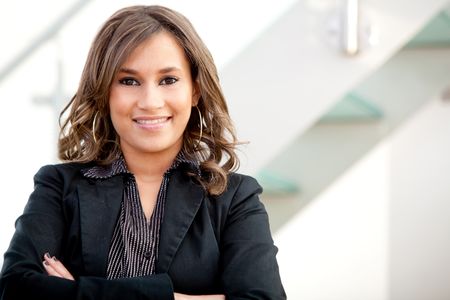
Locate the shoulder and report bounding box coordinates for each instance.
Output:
[33,162,93,191]
[211,172,265,216]
[35,162,91,178]
[224,172,263,198]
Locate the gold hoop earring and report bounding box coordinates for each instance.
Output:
[194,106,203,149]
[92,112,99,143]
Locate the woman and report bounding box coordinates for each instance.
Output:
[0,5,285,300]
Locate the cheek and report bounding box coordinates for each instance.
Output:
[169,88,193,115]
[108,92,128,135]
[108,101,119,127]
[108,111,121,139]
[109,88,131,116]
[176,98,194,124]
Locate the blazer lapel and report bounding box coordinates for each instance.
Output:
[156,171,204,273]
[77,176,124,276]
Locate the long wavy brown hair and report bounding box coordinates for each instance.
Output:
[59,5,239,195]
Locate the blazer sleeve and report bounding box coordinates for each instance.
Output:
[0,165,174,300]
[220,175,286,300]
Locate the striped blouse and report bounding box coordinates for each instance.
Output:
[81,154,199,279]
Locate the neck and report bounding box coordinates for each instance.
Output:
[121,146,180,182]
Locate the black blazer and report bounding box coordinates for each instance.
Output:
[0,163,286,299]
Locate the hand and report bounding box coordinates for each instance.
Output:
[42,253,75,281]
[174,293,225,300]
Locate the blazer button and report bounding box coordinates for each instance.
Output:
[143,251,152,260]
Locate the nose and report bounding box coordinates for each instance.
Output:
[137,84,164,110]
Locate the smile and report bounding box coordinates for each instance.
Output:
[133,117,170,125]
[132,116,171,130]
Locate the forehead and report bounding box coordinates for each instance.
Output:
[121,31,189,71]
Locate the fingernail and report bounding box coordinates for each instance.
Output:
[44,252,51,259]
[52,256,58,262]
[43,260,49,266]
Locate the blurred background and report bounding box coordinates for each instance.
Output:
[1,0,450,299]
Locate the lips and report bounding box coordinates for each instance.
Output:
[132,116,171,130]
[133,117,170,125]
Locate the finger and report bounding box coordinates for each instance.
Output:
[177,294,225,300]
[42,260,64,278]
[203,295,225,300]
[44,254,75,280]
[45,256,75,280]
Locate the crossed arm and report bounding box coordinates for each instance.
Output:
[42,253,224,300]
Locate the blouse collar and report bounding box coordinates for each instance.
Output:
[81,152,200,180]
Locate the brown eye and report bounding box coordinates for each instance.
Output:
[119,78,140,86]
[160,77,178,85]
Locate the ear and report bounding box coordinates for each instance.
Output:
[192,79,200,106]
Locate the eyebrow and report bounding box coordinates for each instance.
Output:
[118,67,139,75]
[118,66,182,75]
[159,66,182,74]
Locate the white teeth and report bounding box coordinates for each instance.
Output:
[135,118,168,125]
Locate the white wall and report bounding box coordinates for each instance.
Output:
[274,132,390,300]
[390,98,450,300]
[274,96,450,299]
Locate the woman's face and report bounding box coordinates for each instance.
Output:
[109,31,199,158]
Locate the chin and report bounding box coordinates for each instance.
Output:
[139,145,168,154]
[121,135,183,156]
[138,142,179,154]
